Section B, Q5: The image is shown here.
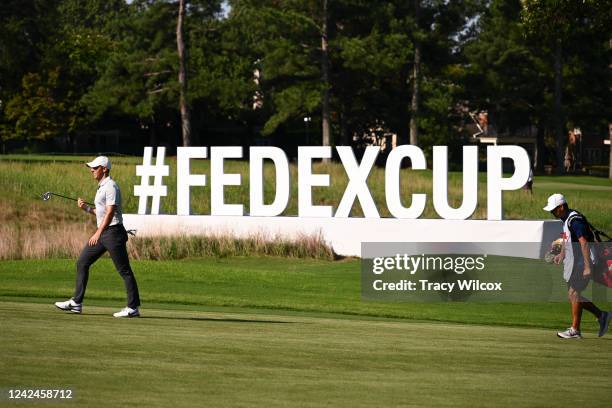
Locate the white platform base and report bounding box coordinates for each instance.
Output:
[122,215,561,259]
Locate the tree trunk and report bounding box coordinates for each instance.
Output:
[609,123,612,179]
[409,0,421,146]
[553,38,564,174]
[177,0,191,147]
[536,126,545,172]
[321,0,331,160]
[69,133,75,154]
[149,116,157,146]
[339,111,349,146]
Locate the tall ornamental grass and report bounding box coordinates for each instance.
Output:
[0,224,335,261]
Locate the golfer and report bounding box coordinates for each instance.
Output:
[544,193,609,338]
[54,156,141,317]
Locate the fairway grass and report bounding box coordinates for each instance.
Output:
[1,257,610,331]
[2,257,612,407]
[1,302,611,408]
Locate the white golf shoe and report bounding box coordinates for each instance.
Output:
[113,307,140,318]
[54,299,82,314]
[557,327,581,339]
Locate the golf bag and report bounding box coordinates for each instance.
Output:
[568,214,612,288]
[592,231,612,289]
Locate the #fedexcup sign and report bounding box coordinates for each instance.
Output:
[134,145,530,221]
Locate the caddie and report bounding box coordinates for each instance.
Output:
[544,193,610,338]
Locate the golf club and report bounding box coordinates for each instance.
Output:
[42,191,93,206]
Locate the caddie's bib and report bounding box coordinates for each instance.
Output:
[562,210,596,282]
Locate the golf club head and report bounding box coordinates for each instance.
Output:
[41,191,92,206]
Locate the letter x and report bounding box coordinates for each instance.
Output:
[335,146,380,217]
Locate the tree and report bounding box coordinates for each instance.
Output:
[177,0,192,146]
[409,0,421,146]
[4,69,72,141]
[84,1,180,145]
[0,0,122,146]
[0,0,58,144]
[332,1,412,145]
[229,0,331,145]
[187,2,258,133]
[84,0,225,146]
[521,0,611,173]
[464,0,547,165]
[321,0,331,154]
[334,0,476,154]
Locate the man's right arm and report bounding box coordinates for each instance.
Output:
[554,246,565,264]
[78,198,96,216]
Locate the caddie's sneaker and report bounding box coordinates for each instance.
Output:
[54,299,82,314]
[557,327,581,339]
[598,311,611,337]
[113,307,140,318]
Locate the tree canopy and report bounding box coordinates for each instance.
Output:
[0,0,609,169]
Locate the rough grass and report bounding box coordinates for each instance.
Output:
[2,155,611,260]
[2,155,610,224]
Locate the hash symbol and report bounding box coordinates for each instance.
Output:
[134,146,170,215]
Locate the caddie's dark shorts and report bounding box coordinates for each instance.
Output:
[567,271,590,292]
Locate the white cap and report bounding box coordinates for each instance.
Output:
[543,193,566,212]
[85,156,111,170]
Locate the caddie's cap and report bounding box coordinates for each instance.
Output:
[86,156,111,170]
[543,193,566,212]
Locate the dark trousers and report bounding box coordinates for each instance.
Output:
[73,224,140,309]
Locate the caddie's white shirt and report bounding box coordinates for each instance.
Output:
[95,176,123,228]
[562,210,596,282]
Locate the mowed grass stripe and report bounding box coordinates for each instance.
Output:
[0,257,609,332]
[1,302,610,408]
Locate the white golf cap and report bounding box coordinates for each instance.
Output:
[85,156,111,170]
[543,193,566,212]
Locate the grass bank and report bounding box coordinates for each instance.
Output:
[2,155,611,225]
[2,155,611,260]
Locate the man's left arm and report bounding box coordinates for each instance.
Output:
[578,236,592,277]
[88,205,115,246]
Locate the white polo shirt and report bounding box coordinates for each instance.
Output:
[95,176,123,228]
